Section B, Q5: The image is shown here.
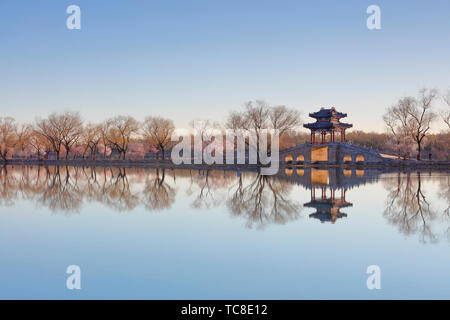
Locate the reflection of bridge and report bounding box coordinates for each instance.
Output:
[276,166,381,190]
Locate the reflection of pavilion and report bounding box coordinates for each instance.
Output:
[304,187,352,223]
[277,167,382,224]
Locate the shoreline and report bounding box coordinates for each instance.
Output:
[1,159,450,170]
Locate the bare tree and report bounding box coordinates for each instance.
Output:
[227,100,301,161]
[57,111,83,159]
[0,117,18,162]
[142,116,175,160]
[81,123,102,160]
[104,116,139,160]
[383,89,437,160]
[34,112,83,160]
[99,121,110,159]
[409,88,438,160]
[442,89,450,129]
[35,116,63,160]
[383,99,415,159]
[189,119,220,146]
[269,105,301,137]
[28,130,49,160]
[15,124,32,153]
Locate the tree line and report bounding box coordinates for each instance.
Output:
[0,113,177,161]
[0,101,302,162]
[0,90,449,162]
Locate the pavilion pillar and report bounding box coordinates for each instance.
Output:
[340,130,344,143]
[321,132,325,144]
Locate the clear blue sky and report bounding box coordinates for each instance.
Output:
[1,0,449,132]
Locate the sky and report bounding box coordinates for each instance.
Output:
[1,0,450,132]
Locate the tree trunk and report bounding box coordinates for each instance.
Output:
[1,151,7,163]
[161,146,165,160]
[416,141,421,161]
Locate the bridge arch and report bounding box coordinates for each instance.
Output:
[296,154,305,164]
[343,155,352,164]
[355,154,364,164]
[285,154,293,164]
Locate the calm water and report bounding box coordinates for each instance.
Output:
[0,165,449,299]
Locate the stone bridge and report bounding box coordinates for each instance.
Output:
[279,142,388,165]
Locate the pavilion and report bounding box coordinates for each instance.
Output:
[303,107,353,144]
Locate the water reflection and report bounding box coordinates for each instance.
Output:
[305,187,351,223]
[0,166,449,241]
[143,168,176,211]
[227,174,302,229]
[382,171,450,243]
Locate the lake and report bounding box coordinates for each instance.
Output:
[0,165,449,299]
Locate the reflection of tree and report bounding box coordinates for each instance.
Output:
[37,166,83,213]
[383,172,439,243]
[187,170,235,209]
[0,165,177,214]
[2,165,445,234]
[142,169,176,211]
[0,166,19,207]
[227,173,302,229]
[439,174,450,218]
[437,174,450,241]
[102,168,139,212]
[18,166,48,201]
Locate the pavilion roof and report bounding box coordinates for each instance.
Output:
[309,107,347,118]
[303,122,353,130]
